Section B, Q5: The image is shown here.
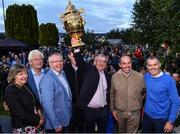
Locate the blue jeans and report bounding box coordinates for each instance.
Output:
[142,113,167,133]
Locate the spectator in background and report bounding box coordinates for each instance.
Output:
[11,55,20,65]
[0,64,10,99]
[0,62,5,97]
[19,52,28,65]
[172,72,180,96]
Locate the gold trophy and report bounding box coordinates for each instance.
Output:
[60,0,86,47]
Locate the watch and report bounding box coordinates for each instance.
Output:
[168,121,174,125]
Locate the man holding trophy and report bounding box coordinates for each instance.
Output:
[60,0,87,132]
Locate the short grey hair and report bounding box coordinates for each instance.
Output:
[93,54,108,65]
[28,50,44,62]
[48,53,63,63]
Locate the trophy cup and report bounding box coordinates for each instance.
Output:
[60,0,86,47]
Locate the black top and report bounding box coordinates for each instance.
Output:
[64,51,92,106]
[4,83,41,128]
[176,83,180,96]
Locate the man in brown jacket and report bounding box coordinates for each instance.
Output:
[110,55,145,133]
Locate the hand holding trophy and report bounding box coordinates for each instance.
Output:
[60,0,86,48]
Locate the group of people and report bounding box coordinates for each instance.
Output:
[1,47,180,133]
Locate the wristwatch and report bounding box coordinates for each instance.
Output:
[168,121,174,125]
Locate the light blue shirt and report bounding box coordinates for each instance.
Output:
[31,68,45,101]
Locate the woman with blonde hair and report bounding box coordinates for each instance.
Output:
[4,64,44,133]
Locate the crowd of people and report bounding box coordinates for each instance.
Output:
[0,43,180,133]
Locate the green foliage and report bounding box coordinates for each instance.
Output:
[132,0,157,45]
[101,40,110,46]
[0,33,6,39]
[82,31,96,46]
[64,34,71,46]
[39,23,59,46]
[106,29,122,39]
[5,4,39,46]
[106,28,141,45]
[131,0,180,50]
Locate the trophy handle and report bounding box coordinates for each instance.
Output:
[82,20,86,25]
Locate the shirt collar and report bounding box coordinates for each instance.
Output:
[151,71,163,78]
[119,69,132,78]
[71,63,78,71]
[51,68,64,76]
[99,70,104,74]
[31,68,44,76]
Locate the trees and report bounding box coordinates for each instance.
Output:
[39,23,59,47]
[132,0,180,50]
[132,0,157,46]
[82,31,96,46]
[106,28,140,45]
[5,4,39,46]
[106,29,122,39]
[63,34,71,46]
[0,33,5,39]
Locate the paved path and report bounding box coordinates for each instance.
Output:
[174,126,180,133]
[0,116,12,133]
[0,115,180,133]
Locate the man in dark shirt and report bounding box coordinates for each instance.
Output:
[172,72,180,96]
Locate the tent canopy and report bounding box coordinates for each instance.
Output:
[0,38,29,47]
[0,38,30,55]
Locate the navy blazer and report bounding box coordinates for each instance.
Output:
[27,68,47,100]
[77,67,111,109]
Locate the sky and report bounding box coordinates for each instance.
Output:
[0,0,136,33]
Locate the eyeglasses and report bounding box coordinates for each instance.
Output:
[96,60,107,63]
[50,60,63,63]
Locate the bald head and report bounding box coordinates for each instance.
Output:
[119,55,132,74]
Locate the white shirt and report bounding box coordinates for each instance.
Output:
[52,69,70,97]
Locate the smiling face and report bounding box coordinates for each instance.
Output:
[15,70,28,86]
[119,56,132,74]
[29,53,43,70]
[94,54,107,72]
[49,54,64,73]
[146,58,161,76]
[172,73,179,82]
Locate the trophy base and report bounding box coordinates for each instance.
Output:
[71,40,86,48]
